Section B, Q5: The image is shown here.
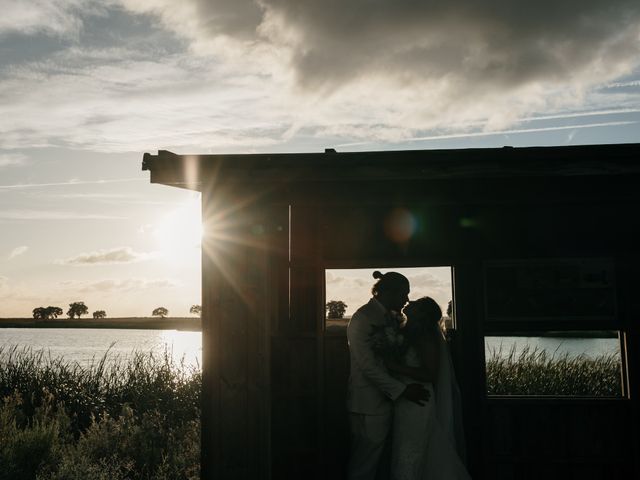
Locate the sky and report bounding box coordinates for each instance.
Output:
[1,0,639,318]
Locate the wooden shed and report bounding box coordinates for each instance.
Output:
[142,144,640,479]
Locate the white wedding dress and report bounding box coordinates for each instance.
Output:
[391,333,471,480]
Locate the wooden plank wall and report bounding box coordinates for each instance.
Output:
[198,177,639,479]
[319,259,639,480]
[315,200,640,479]
[482,401,635,479]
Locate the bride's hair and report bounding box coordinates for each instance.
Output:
[405,296,443,338]
[371,270,409,296]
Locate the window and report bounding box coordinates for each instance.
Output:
[483,259,625,397]
[485,331,623,396]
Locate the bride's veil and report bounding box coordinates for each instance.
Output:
[434,331,467,463]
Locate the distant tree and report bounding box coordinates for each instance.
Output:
[33,306,63,320]
[189,305,202,316]
[45,306,63,319]
[326,300,348,319]
[152,307,168,318]
[442,300,455,335]
[67,301,89,319]
[93,310,106,319]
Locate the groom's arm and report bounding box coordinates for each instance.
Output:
[384,357,433,383]
[347,312,407,401]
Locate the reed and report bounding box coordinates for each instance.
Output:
[0,347,200,479]
[486,344,622,396]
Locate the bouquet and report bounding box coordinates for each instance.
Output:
[369,321,408,362]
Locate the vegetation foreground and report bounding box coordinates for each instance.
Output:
[486,344,622,396]
[0,347,200,480]
[0,344,622,478]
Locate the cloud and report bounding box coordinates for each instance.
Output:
[27,191,181,206]
[604,80,640,89]
[407,272,449,290]
[0,210,126,220]
[8,245,29,260]
[0,45,287,151]
[58,277,179,292]
[0,276,40,303]
[54,246,157,265]
[0,178,145,190]
[0,153,27,167]
[138,223,153,233]
[340,119,637,147]
[37,192,140,199]
[118,0,640,131]
[1,1,639,152]
[0,0,89,37]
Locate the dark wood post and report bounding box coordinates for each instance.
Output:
[452,261,486,477]
[270,205,325,478]
[200,184,286,479]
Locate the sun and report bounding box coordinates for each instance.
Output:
[153,198,202,263]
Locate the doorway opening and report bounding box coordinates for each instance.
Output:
[324,266,454,334]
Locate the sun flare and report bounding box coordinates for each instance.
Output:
[153,199,202,263]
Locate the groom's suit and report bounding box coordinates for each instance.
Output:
[347,297,407,480]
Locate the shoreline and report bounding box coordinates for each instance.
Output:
[0,317,202,332]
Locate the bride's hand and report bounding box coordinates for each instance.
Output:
[402,383,430,406]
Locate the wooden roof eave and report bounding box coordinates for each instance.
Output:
[141,143,640,194]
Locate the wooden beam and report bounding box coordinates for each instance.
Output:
[143,144,640,192]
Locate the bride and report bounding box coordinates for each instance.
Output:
[385,297,471,480]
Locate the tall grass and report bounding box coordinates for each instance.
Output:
[0,346,201,480]
[486,344,622,396]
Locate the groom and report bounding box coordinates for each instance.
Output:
[346,271,430,480]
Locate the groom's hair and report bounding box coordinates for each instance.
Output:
[371,270,410,296]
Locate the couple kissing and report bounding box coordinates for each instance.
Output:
[346,271,470,480]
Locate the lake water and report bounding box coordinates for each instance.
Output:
[0,329,620,369]
[0,328,202,369]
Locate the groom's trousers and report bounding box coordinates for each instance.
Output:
[348,412,392,480]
